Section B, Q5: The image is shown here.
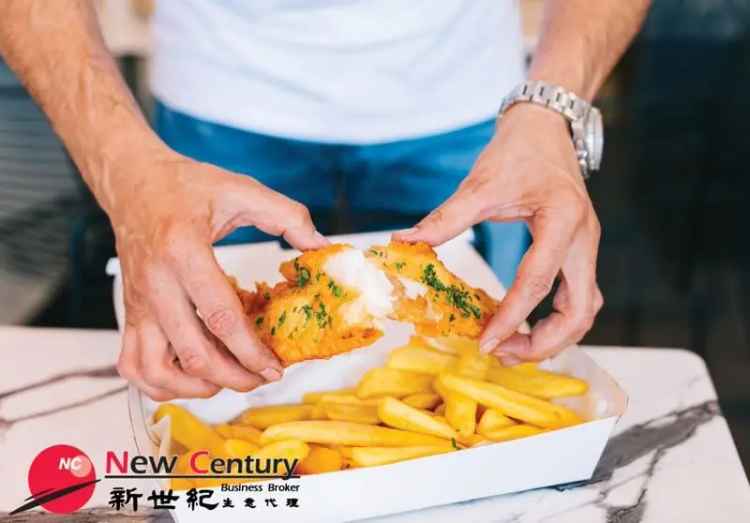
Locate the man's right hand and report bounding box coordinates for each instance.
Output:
[110,149,329,401]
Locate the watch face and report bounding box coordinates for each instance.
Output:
[584,108,604,171]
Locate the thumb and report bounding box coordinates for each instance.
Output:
[229,178,329,251]
[393,190,481,246]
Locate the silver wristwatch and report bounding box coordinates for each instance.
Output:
[498,80,603,179]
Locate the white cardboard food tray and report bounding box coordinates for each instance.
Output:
[108,232,627,522]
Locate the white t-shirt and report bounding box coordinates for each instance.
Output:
[151,0,524,144]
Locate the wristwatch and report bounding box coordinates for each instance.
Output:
[498,80,603,179]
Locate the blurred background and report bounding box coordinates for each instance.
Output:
[0,0,748,471]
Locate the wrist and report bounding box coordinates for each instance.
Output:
[527,62,593,103]
[497,102,569,135]
[78,123,171,215]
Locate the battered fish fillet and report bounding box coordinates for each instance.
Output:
[236,242,499,366]
[367,241,498,338]
[238,244,395,367]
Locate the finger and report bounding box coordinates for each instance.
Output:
[168,242,283,381]
[524,235,600,358]
[117,324,176,402]
[393,186,484,246]
[136,319,221,399]
[491,231,600,361]
[228,181,329,251]
[147,269,269,392]
[493,346,523,367]
[479,209,578,353]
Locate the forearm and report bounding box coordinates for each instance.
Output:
[529,0,651,100]
[0,0,163,213]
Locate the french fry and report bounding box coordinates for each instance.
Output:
[402,392,442,410]
[260,421,452,447]
[477,409,516,436]
[511,362,539,374]
[482,424,544,442]
[255,439,311,465]
[487,366,588,399]
[214,423,263,445]
[297,445,344,474]
[378,397,458,439]
[317,394,381,406]
[387,344,457,375]
[452,351,492,380]
[549,402,585,427]
[457,433,489,448]
[153,404,225,454]
[435,378,477,436]
[218,438,259,458]
[310,404,328,420]
[303,388,356,404]
[237,404,320,429]
[443,391,477,438]
[350,446,454,467]
[321,402,380,424]
[422,336,479,356]
[171,478,194,491]
[336,446,354,459]
[356,368,434,399]
[437,373,578,429]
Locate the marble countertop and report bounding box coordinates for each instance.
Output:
[1,327,748,522]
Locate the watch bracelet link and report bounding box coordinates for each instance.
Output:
[498,80,588,122]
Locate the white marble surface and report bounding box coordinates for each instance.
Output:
[2,333,748,522]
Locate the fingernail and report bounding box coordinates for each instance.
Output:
[260,368,282,382]
[479,337,499,353]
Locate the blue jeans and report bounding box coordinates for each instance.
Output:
[154,102,528,288]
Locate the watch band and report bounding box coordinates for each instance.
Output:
[498,80,588,122]
[498,80,603,180]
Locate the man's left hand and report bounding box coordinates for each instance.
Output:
[394,103,603,364]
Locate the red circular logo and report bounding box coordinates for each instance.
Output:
[27,445,97,514]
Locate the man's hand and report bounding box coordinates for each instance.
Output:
[112,150,328,400]
[395,104,603,364]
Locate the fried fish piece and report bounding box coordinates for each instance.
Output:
[367,241,498,338]
[239,244,395,366]
[236,242,498,366]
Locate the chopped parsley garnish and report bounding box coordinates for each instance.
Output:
[301,304,313,323]
[421,264,446,292]
[315,272,323,282]
[394,261,406,272]
[368,248,385,258]
[271,326,276,336]
[446,285,482,319]
[315,302,332,329]
[451,438,460,450]
[294,259,311,287]
[277,311,287,327]
[328,280,343,298]
[255,316,264,326]
[263,291,271,300]
[421,264,481,319]
[449,313,455,322]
